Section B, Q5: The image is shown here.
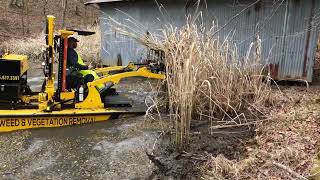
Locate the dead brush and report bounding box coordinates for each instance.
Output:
[203,154,240,180]
[201,154,260,180]
[105,15,272,149]
[157,24,272,148]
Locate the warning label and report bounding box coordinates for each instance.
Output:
[0,116,96,127]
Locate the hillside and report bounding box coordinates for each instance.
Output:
[0,0,99,41]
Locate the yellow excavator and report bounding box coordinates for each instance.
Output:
[0,15,165,133]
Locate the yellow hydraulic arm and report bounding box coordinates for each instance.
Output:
[94,63,137,76]
[39,15,55,111]
[75,67,166,109]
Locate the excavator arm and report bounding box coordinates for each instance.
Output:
[94,62,138,76]
[75,67,166,109]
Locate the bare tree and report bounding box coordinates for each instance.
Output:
[62,0,68,28]
[10,0,30,35]
[75,5,81,16]
[24,0,30,34]
[11,0,26,34]
[43,0,48,20]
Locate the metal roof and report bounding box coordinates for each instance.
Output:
[85,0,131,5]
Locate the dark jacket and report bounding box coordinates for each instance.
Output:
[67,48,88,70]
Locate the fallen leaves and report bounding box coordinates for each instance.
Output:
[201,86,320,179]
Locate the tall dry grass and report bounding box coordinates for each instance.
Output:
[0,26,101,65]
[107,16,273,149]
[162,24,271,148]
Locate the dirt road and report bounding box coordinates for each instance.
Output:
[0,117,160,179]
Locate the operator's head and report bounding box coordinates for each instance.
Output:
[68,37,79,49]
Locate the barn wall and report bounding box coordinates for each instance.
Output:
[99,0,186,66]
[99,0,319,82]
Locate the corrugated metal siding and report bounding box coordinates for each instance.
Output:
[279,0,318,81]
[99,0,319,81]
[100,1,186,66]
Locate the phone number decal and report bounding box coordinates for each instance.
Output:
[0,75,20,81]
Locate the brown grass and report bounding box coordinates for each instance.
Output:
[200,87,320,179]
[106,16,273,149]
[105,14,320,178]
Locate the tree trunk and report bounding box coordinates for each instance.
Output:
[24,0,30,34]
[43,0,48,20]
[19,0,29,35]
[62,0,68,28]
[20,6,25,35]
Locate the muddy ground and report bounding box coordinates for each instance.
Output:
[1,64,319,179]
[0,64,170,180]
[0,118,161,179]
[0,64,255,180]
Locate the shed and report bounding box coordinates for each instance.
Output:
[86,0,320,82]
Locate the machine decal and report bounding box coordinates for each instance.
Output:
[0,75,20,81]
[0,116,95,127]
[0,115,111,132]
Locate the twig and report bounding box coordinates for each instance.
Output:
[210,119,269,129]
[272,162,308,180]
[210,0,261,37]
[181,151,208,161]
[150,132,164,157]
[209,130,251,134]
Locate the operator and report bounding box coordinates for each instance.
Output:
[67,37,100,82]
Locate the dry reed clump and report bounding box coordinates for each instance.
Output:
[160,24,272,147]
[106,16,273,148]
[0,26,101,65]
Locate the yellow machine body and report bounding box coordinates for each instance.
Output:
[0,108,145,132]
[1,54,29,76]
[0,15,166,133]
[0,109,110,132]
[76,67,165,109]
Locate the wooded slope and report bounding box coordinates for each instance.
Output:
[0,0,99,40]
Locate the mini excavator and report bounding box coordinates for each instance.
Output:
[0,15,165,132]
